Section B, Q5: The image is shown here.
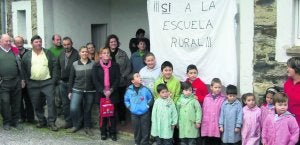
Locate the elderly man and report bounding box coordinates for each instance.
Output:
[56,36,79,129]
[14,36,35,123]
[22,35,58,131]
[0,34,22,130]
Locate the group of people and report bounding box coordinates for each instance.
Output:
[0,27,300,145]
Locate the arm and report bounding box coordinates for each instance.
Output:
[219,103,225,132]
[235,102,243,129]
[68,64,75,93]
[171,102,178,126]
[56,54,61,84]
[146,87,154,108]
[124,88,131,109]
[173,80,181,103]
[261,116,269,145]
[92,64,104,95]
[288,118,300,145]
[194,99,202,124]
[110,63,120,93]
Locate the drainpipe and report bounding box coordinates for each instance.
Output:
[1,0,6,33]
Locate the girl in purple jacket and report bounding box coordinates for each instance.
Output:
[262,92,299,145]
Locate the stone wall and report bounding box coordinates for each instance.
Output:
[253,0,287,104]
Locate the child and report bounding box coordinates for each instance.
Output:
[262,92,299,145]
[139,52,161,92]
[201,78,225,145]
[176,82,202,145]
[241,93,261,145]
[219,85,243,145]
[124,73,153,145]
[185,64,208,105]
[260,87,278,125]
[151,84,178,145]
[153,61,181,103]
[130,38,148,73]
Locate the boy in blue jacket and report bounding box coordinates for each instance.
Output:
[125,73,153,145]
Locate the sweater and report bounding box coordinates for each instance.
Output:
[186,77,208,105]
[153,75,181,103]
[139,64,161,92]
[56,48,79,82]
[284,77,300,127]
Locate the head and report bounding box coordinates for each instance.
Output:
[105,34,120,52]
[78,46,88,60]
[86,42,95,54]
[210,78,222,95]
[14,36,24,50]
[130,73,142,87]
[52,34,62,47]
[273,92,288,115]
[186,64,198,82]
[144,52,156,69]
[62,37,73,52]
[97,47,111,62]
[0,34,12,49]
[287,57,300,78]
[161,61,173,80]
[31,35,42,50]
[264,87,279,105]
[157,83,169,99]
[226,85,238,103]
[137,38,146,51]
[136,28,145,38]
[242,93,256,108]
[181,82,193,97]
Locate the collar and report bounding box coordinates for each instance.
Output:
[0,46,11,53]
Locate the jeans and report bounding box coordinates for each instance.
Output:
[59,81,71,124]
[70,89,95,128]
[131,111,150,145]
[156,137,173,145]
[180,138,197,145]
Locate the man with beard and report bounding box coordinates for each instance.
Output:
[56,37,79,129]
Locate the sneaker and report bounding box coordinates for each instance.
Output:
[84,128,94,136]
[49,123,58,131]
[101,134,107,140]
[36,122,47,128]
[110,134,117,141]
[67,127,79,133]
[3,124,11,131]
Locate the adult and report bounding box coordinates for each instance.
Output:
[49,34,64,58]
[68,46,95,136]
[93,47,120,141]
[284,56,300,145]
[106,34,131,125]
[0,34,22,130]
[56,37,79,129]
[22,35,58,131]
[129,28,150,54]
[14,36,35,123]
[86,42,96,60]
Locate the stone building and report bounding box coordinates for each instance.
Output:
[0,0,298,101]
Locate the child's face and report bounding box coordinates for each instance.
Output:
[131,73,142,85]
[210,83,222,95]
[159,89,170,99]
[187,69,198,82]
[137,41,146,51]
[275,101,288,115]
[227,94,237,103]
[144,55,156,69]
[162,66,173,80]
[182,88,193,97]
[266,93,273,104]
[244,95,256,108]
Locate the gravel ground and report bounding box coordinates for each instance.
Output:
[0,119,135,145]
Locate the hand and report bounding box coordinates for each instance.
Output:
[194,95,199,100]
[21,80,26,88]
[104,90,111,97]
[68,93,72,100]
[219,127,224,132]
[195,123,201,128]
[235,128,240,132]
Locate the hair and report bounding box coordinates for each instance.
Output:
[211,78,222,86]
[105,34,120,48]
[287,57,300,74]
[143,52,155,61]
[14,36,24,43]
[161,61,173,71]
[52,34,61,41]
[226,85,237,95]
[262,86,280,104]
[186,64,198,73]
[242,93,255,102]
[31,35,42,43]
[86,42,95,48]
[181,82,192,91]
[129,73,138,82]
[78,46,87,52]
[62,36,73,44]
[95,47,110,62]
[157,83,168,94]
[136,28,145,36]
[272,92,288,104]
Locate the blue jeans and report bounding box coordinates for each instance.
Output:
[70,89,95,128]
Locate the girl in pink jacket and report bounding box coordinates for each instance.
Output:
[201,78,225,145]
[262,92,299,145]
[260,87,278,125]
[241,93,261,145]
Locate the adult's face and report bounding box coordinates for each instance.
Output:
[79,48,88,60]
[62,39,72,52]
[109,38,118,52]
[287,66,296,78]
[14,37,24,49]
[87,44,95,54]
[52,35,62,47]
[0,34,12,49]
[101,49,110,61]
[31,38,42,50]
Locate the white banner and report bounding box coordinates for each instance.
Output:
[147,0,237,86]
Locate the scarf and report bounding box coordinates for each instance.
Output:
[100,59,112,91]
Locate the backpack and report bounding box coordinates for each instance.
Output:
[99,98,114,127]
